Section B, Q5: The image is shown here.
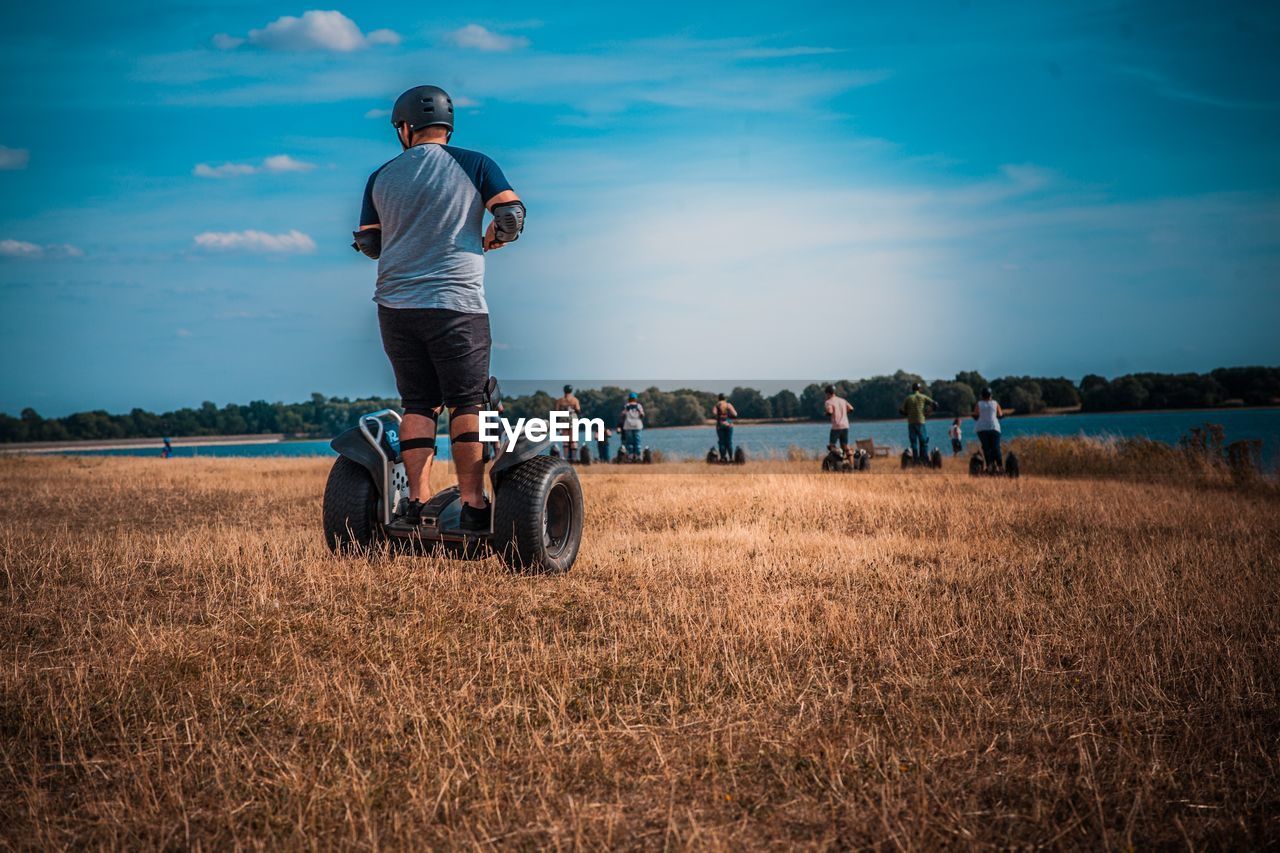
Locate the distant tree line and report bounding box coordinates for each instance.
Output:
[3,367,1276,443]
[0,393,399,444]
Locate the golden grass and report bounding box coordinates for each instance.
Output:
[2,455,1278,848]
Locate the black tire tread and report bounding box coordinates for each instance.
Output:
[323,456,380,552]
[493,455,583,574]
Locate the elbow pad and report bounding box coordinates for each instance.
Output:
[491,201,525,243]
[351,229,381,260]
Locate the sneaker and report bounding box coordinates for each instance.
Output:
[394,497,425,526]
[457,500,491,533]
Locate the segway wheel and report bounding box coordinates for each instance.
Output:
[821,454,836,472]
[579,446,592,466]
[707,448,719,464]
[642,448,653,464]
[1005,452,1020,479]
[858,452,870,471]
[900,450,911,469]
[615,447,626,464]
[969,454,984,477]
[322,456,382,553]
[733,447,746,465]
[930,449,943,469]
[493,455,583,574]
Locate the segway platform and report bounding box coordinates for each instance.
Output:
[322,377,584,573]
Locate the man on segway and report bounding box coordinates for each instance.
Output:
[823,385,853,455]
[554,384,582,458]
[352,84,524,532]
[899,382,937,463]
[711,394,737,461]
[618,392,645,460]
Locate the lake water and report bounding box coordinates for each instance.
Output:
[66,408,1280,468]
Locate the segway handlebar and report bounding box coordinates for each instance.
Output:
[358,410,403,525]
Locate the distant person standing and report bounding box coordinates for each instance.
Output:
[161,437,173,459]
[823,384,853,452]
[597,426,613,463]
[949,418,963,455]
[618,392,645,460]
[711,394,738,460]
[899,382,937,462]
[554,384,581,455]
[972,388,1005,470]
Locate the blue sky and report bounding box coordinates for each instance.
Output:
[1,1,1277,416]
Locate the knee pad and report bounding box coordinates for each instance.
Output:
[399,437,436,452]
[449,404,482,418]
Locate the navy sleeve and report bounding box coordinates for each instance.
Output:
[359,168,381,226]
[478,155,513,204]
[443,146,513,205]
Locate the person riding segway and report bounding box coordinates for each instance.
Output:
[968,387,1019,477]
[554,384,588,464]
[899,383,939,467]
[327,84,583,572]
[707,394,744,463]
[618,392,646,462]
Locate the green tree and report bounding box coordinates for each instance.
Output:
[769,389,799,418]
[930,381,976,417]
[954,370,988,397]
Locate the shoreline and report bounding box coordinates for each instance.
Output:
[4,404,1276,450]
[0,434,290,454]
[648,404,1280,431]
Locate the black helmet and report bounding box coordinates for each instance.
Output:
[912,382,921,392]
[981,387,993,399]
[564,384,573,394]
[824,384,835,395]
[391,85,454,134]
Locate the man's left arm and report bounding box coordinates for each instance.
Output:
[480,155,524,250]
[352,168,383,259]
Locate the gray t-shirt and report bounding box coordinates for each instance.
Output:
[360,144,513,313]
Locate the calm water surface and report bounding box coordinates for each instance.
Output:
[70,408,1280,467]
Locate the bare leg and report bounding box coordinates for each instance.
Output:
[400,412,438,500]
[449,409,486,507]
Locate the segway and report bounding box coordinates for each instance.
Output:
[614,439,653,464]
[900,447,944,469]
[705,446,747,465]
[969,449,1020,478]
[322,377,583,574]
[822,445,869,472]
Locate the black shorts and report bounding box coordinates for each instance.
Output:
[377,305,491,412]
[829,428,849,447]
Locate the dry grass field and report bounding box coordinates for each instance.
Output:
[2,454,1278,849]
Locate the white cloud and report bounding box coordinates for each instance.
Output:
[221,10,400,53]
[0,239,42,257]
[193,155,314,177]
[366,28,401,46]
[447,24,529,52]
[261,154,314,173]
[736,46,841,59]
[1,239,83,258]
[193,229,316,253]
[364,108,390,119]
[0,146,30,170]
[194,162,257,178]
